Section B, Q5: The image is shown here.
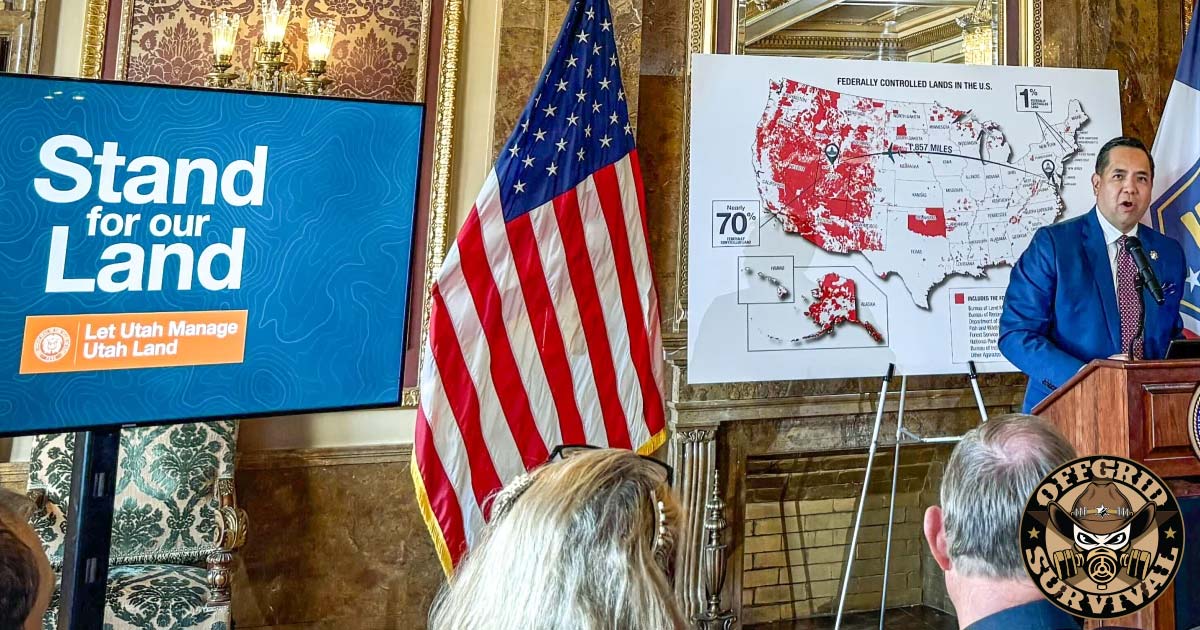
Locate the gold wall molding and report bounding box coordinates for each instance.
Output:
[674,0,712,332]
[402,0,464,409]
[1031,0,1043,66]
[753,21,961,55]
[112,0,133,80]
[752,34,900,53]
[688,0,711,56]
[1187,0,1195,35]
[672,385,1022,427]
[79,0,108,78]
[416,0,433,104]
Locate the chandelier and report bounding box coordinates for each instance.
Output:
[956,0,996,66]
[206,0,338,95]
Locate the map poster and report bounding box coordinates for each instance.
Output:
[687,55,1121,384]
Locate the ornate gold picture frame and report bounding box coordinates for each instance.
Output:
[77,0,463,407]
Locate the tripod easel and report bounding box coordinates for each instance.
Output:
[833,362,989,630]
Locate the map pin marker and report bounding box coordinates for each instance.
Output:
[825,144,840,165]
[1041,159,1056,179]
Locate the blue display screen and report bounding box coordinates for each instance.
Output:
[0,75,423,434]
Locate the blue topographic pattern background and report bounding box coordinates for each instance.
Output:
[0,76,422,433]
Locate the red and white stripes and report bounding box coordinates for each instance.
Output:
[413,151,665,572]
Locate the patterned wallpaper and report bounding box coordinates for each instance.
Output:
[120,0,428,102]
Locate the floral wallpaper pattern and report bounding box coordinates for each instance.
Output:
[121,0,428,101]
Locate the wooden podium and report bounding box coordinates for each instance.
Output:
[1033,359,1200,630]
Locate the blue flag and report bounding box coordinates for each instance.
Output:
[1151,16,1200,334]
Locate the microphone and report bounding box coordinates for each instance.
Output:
[1125,236,1165,305]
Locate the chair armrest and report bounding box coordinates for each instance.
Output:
[26,487,46,512]
[214,478,248,552]
[206,476,248,606]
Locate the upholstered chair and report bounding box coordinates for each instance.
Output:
[25,421,248,629]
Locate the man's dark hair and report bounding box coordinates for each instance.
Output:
[0,507,39,630]
[1095,136,1155,178]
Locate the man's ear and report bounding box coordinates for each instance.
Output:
[1092,171,1101,195]
[924,505,952,572]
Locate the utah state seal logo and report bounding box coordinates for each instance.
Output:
[33,326,71,363]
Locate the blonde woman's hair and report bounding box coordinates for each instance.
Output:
[428,448,686,630]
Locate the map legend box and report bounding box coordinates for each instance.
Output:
[1016,85,1053,112]
[949,287,1007,363]
[712,200,760,247]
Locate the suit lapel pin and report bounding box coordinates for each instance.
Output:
[1150,250,1159,260]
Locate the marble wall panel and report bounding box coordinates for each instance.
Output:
[232,447,443,630]
[636,0,687,331]
[1036,0,1183,161]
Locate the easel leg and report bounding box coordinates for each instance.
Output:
[879,375,907,629]
[968,360,988,423]
[835,364,895,630]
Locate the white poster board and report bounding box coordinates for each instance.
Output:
[687,55,1121,384]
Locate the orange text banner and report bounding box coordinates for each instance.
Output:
[19,310,248,374]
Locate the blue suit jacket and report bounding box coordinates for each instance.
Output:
[965,600,1081,630]
[999,209,1186,413]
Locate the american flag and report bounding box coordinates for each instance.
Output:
[411,0,665,572]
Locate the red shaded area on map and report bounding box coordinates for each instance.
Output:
[804,273,885,343]
[907,208,947,237]
[755,80,884,253]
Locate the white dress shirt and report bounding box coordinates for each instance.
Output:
[1096,212,1138,299]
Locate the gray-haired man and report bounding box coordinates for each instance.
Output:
[923,414,1081,630]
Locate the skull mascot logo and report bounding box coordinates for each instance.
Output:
[1020,455,1184,619]
[1046,481,1155,589]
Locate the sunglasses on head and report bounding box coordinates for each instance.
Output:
[547,444,674,487]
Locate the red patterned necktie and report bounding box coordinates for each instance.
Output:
[1116,235,1144,359]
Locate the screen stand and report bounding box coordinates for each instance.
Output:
[58,427,120,630]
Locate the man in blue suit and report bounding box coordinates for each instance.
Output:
[999,137,1185,413]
